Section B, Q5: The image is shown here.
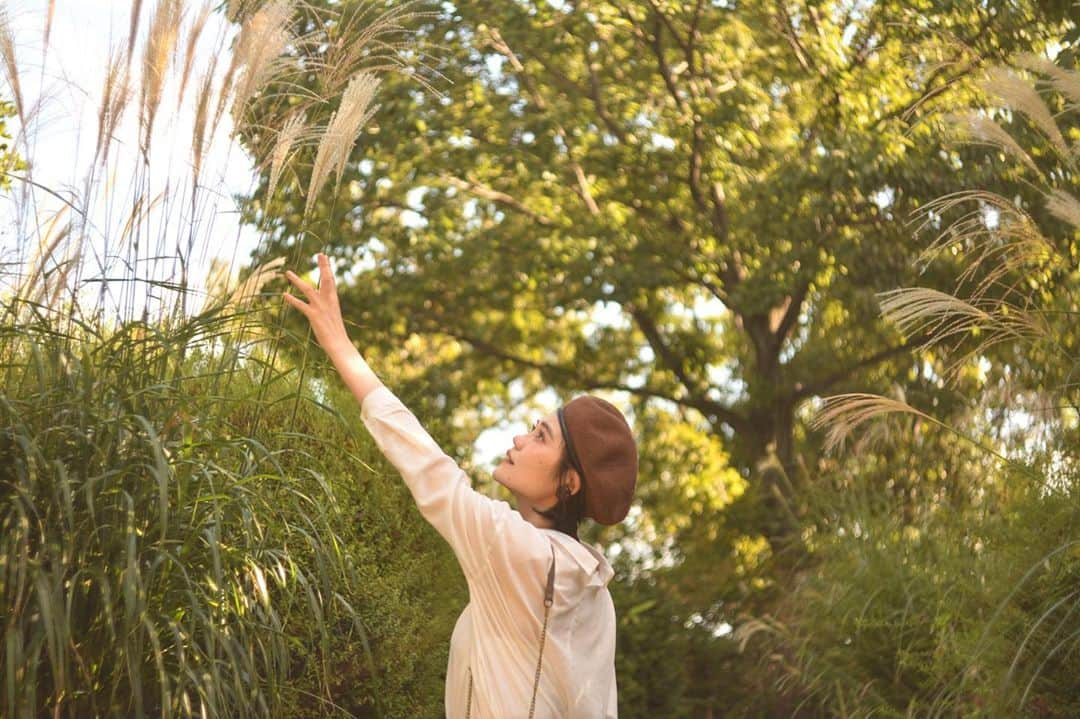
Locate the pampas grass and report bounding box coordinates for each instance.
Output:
[945,111,1039,172]
[138,0,183,157]
[267,109,304,200]
[228,0,294,126]
[813,54,1076,462]
[0,2,432,714]
[176,3,213,111]
[0,7,25,128]
[980,66,1069,157]
[305,70,381,217]
[1015,52,1080,108]
[809,392,937,455]
[94,49,132,170]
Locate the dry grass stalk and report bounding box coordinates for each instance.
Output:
[228,0,293,128]
[305,70,380,217]
[177,2,213,111]
[809,393,936,455]
[118,191,166,249]
[139,0,183,156]
[267,110,304,200]
[45,244,83,311]
[1015,52,1080,108]
[946,112,1038,173]
[16,207,71,310]
[0,7,25,126]
[981,67,1069,157]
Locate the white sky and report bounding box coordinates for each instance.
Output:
[0,1,264,315]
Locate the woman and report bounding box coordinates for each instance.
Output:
[283,254,637,718]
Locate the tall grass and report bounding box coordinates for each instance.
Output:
[0,309,377,717]
[0,1,436,716]
[741,54,1079,717]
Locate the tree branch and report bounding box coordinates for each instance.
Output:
[440,174,554,226]
[432,325,747,433]
[791,339,923,400]
[485,27,600,215]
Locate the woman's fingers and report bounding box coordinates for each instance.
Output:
[282,291,311,316]
[318,253,335,294]
[284,269,317,302]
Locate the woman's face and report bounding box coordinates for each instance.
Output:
[493,410,581,523]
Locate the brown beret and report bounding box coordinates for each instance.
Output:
[557,395,638,525]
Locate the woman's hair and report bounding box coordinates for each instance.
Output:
[533,444,587,541]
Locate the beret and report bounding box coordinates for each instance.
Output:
[556,396,638,525]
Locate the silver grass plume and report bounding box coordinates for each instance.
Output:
[945,112,1038,173]
[1015,52,1080,109]
[0,6,25,128]
[1044,188,1080,230]
[176,2,213,111]
[228,0,293,128]
[809,393,937,456]
[981,66,1069,157]
[305,71,381,217]
[139,0,183,157]
[94,48,132,170]
[267,110,304,200]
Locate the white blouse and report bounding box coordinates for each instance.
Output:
[360,385,619,718]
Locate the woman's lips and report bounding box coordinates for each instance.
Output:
[505,450,514,464]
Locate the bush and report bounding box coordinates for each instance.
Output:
[0,304,461,718]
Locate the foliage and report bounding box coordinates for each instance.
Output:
[765,54,1080,718]
[240,4,1075,712]
[0,301,462,718]
[0,98,21,190]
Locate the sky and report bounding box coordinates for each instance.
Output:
[0,0,263,316]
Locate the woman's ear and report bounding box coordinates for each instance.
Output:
[567,469,582,497]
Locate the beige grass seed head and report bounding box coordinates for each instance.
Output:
[981,66,1069,158]
[810,393,934,456]
[0,6,25,127]
[267,110,304,200]
[139,0,184,156]
[229,0,294,128]
[305,70,381,217]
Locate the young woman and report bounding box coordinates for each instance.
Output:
[284,254,637,718]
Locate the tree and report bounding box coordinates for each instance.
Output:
[237,4,1075,712]
[247,0,1069,551]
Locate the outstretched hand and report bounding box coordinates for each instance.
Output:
[282,253,350,353]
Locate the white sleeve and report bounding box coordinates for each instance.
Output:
[359,385,551,582]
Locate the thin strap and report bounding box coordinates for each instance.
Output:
[466,545,556,719]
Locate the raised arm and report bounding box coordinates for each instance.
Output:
[282,254,550,580]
